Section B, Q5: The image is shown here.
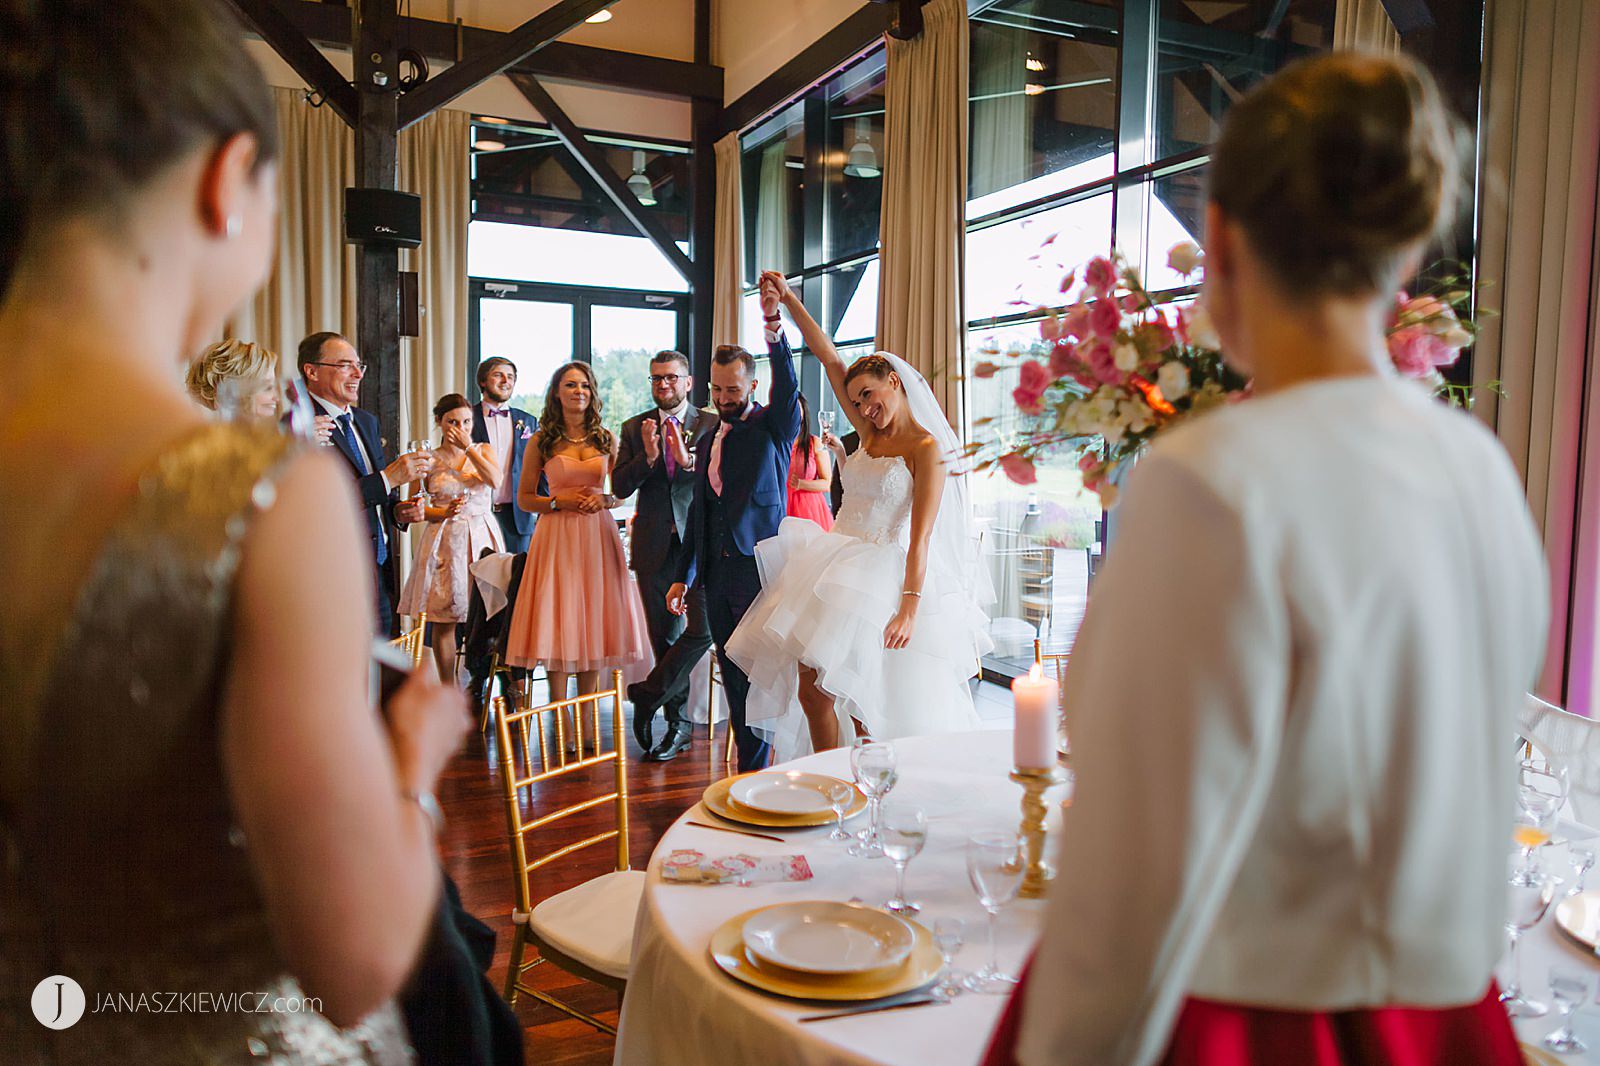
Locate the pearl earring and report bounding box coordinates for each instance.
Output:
[224,214,242,239]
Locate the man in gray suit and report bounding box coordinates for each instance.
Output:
[612,351,716,761]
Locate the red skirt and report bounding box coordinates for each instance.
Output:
[981,962,1521,1066]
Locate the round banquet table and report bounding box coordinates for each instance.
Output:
[613,730,1062,1066]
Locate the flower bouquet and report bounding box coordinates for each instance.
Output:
[968,242,1479,507]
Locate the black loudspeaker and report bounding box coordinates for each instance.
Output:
[399,271,420,338]
[344,188,422,248]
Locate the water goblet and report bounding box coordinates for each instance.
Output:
[1500,874,1557,1018]
[964,831,1024,994]
[1513,811,1557,888]
[932,918,966,1001]
[880,802,927,915]
[847,741,897,859]
[825,781,855,843]
[1544,968,1595,1054]
[1569,845,1596,896]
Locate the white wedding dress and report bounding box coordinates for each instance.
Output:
[727,448,993,763]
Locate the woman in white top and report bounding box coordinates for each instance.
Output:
[986,54,1548,1066]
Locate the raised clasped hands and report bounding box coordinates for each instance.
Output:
[758,269,796,312]
[662,418,692,469]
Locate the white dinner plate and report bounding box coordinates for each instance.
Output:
[741,901,915,976]
[728,771,841,816]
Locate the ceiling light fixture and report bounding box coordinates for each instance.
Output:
[1025,53,1044,72]
[842,117,881,179]
[627,149,657,206]
[473,137,507,152]
[585,9,612,23]
[1024,83,1045,96]
[477,116,510,125]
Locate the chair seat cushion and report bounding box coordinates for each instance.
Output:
[528,869,646,981]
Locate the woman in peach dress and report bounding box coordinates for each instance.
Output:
[505,362,652,701]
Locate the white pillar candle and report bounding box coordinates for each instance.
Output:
[1012,664,1060,770]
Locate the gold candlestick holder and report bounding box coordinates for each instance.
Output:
[1010,767,1066,899]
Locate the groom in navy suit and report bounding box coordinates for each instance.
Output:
[667,277,801,772]
[299,331,427,637]
[470,356,538,553]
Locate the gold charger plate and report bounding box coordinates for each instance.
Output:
[702,773,866,829]
[1554,890,1600,950]
[709,903,941,1002]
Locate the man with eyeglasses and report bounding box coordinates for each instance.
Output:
[612,351,716,760]
[470,356,538,553]
[298,331,429,636]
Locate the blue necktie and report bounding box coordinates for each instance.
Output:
[338,413,371,476]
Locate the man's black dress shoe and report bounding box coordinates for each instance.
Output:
[629,683,659,753]
[643,724,694,762]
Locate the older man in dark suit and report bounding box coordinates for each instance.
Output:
[612,351,717,761]
[470,356,538,553]
[299,331,427,636]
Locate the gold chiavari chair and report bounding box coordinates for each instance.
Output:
[494,672,643,1034]
[705,655,736,779]
[389,612,427,669]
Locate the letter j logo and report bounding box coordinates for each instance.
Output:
[31,975,86,1029]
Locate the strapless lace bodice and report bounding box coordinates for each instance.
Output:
[833,452,913,546]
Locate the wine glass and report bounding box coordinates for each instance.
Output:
[405,439,434,501]
[825,781,855,843]
[964,831,1024,994]
[880,802,927,915]
[1500,874,1556,1017]
[819,409,837,438]
[1544,968,1595,1054]
[1514,756,1569,886]
[848,741,897,858]
[932,918,965,1001]
[1569,844,1596,896]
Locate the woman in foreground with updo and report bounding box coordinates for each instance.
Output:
[984,53,1546,1066]
[726,271,991,761]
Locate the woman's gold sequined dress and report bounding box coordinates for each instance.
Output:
[0,423,413,1064]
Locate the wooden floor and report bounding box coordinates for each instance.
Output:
[436,699,730,1066]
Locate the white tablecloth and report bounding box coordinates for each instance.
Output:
[615,730,1061,1066]
[614,730,1600,1065]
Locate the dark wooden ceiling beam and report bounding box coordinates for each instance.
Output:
[267,0,722,103]
[225,0,358,124]
[509,73,694,283]
[398,0,619,128]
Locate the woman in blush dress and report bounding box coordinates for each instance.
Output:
[985,54,1547,1066]
[504,362,652,701]
[398,392,504,684]
[786,393,834,530]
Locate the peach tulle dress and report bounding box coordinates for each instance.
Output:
[504,452,653,678]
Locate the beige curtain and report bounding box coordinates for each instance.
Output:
[875,0,970,424]
[1333,0,1402,52]
[229,88,357,360]
[398,107,470,452]
[714,132,745,348]
[1474,0,1600,710]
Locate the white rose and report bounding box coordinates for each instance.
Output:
[1185,302,1222,350]
[1156,361,1190,401]
[1113,343,1139,372]
[1167,241,1203,276]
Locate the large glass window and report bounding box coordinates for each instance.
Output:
[741,101,806,285]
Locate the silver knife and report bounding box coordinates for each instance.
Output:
[797,996,945,1023]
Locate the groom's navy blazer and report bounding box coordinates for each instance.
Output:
[678,333,803,589]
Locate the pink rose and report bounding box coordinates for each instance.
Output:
[1017,359,1051,394]
[1048,340,1078,378]
[1000,453,1038,485]
[1084,256,1116,296]
[1166,241,1203,276]
[1012,386,1044,415]
[1387,326,1451,378]
[1040,315,1062,342]
[1081,338,1120,384]
[1089,297,1122,339]
[1062,302,1091,340]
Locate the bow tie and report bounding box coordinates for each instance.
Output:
[485,408,509,418]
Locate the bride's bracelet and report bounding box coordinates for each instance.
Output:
[901,590,922,598]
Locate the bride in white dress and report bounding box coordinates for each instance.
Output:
[727,272,992,762]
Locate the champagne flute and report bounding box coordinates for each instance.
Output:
[825,781,855,843]
[932,918,966,1001]
[1544,968,1594,1054]
[880,802,927,914]
[1500,874,1556,1017]
[965,831,1024,994]
[848,741,897,858]
[405,439,434,502]
[819,409,837,438]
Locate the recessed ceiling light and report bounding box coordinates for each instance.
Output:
[478,116,510,125]
[473,138,507,152]
[585,10,612,23]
